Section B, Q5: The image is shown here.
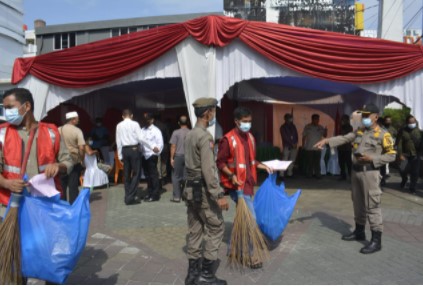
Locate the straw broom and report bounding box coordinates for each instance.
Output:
[227,190,269,269]
[0,192,24,284]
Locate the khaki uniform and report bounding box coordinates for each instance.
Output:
[183,122,224,261]
[328,125,396,232]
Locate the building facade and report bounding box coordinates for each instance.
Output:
[0,0,25,102]
[33,13,218,55]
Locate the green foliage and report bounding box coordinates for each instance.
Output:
[383,107,411,129]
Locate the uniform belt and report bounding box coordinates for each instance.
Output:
[185,178,205,187]
[352,164,378,172]
[122,145,138,148]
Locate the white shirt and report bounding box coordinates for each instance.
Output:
[116,118,151,160]
[141,124,163,159]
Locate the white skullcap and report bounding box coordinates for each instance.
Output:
[65,111,78,120]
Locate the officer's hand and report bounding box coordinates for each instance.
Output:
[231,175,242,186]
[170,158,175,168]
[217,197,229,211]
[5,179,27,193]
[314,139,327,150]
[357,153,372,163]
[44,163,60,178]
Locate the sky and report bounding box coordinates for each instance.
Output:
[23,0,422,30]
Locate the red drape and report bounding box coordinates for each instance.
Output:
[12,15,423,87]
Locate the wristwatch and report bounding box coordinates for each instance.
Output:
[227,173,235,179]
[217,192,225,199]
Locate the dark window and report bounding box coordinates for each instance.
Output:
[121,28,128,35]
[54,34,61,50]
[62,33,68,49]
[111,28,120,37]
[129,27,137,33]
[69,32,76,47]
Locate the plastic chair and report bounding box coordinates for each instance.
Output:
[83,154,109,188]
[114,151,124,184]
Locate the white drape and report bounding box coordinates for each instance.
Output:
[17,38,423,126]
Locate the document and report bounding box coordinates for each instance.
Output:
[28,174,60,198]
[262,160,293,171]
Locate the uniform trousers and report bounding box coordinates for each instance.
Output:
[351,169,383,232]
[61,163,83,204]
[186,193,224,261]
[171,154,186,200]
[122,146,141,204]
[305,150,321,177]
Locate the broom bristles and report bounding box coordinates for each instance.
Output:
[228,196,269,270]
[0,207,23,285]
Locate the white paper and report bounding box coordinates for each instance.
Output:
[262,160,293,171]
[28,174,60,197]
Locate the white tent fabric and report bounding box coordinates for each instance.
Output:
[18,38,423,126]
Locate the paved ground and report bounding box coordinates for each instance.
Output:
[28,171,423,285]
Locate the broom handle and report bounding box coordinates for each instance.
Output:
[19,128,37,179]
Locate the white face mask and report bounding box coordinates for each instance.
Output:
[239,122,251,133]
[408,123,416,129]
[88,140,93,146]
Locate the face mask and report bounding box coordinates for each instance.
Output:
[88,140,93,145]
[362,118,372,128]
[239,122,251,133]
[4,105,26,126]
[408,123,416,129]
[208,117,216,127]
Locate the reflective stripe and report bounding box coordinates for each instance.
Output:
[0,127,6,148]
[47,128,56,146]
[39,164,47,172]
[4,164,21,174]
[251,160,256,165]
[238,164,246,168]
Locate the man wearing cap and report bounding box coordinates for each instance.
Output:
[314,104,396,254]
[60,111,86,204]
[183,97,228,285]
[0,88,73,218]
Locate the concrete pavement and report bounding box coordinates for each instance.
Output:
[28,171,423,285]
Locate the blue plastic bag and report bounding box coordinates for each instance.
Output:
[253,174,301,241]
[19,188,91,284]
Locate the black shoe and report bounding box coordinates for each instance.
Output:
[400,179,407,189]
[196,258,227,285]
[143,195,151,202]
[360,231,382,254]
[125,198,141,205]
[342,223,366,241]
[185,259,201,285]
[146,196,160,202]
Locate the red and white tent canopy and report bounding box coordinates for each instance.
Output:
[12,15,423,124]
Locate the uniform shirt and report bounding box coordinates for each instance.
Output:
[184,122,220,200]
[115,118,151,161]
[169,127,189,156]
[141,124,163,159]
[327,125,396,168]
[0,127,73,179]
[216,129,255,196]
[303,123,326,150]
[280,122,298,149]
[59,124,85,164]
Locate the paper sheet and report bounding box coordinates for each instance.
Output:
[28,174,60,197]
[262,160,293,171]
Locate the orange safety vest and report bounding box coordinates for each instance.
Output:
[219,129,257,190]
[0,122,62,205]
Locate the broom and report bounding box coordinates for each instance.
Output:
[227,190,269,270]
[0,193,24,284]
[0,128,36,284]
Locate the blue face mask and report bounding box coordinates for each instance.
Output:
[239,122,252,133]
[4,105,26,126]
[408,123,416,129]
[362,118,372,128]
[208,117,216,127]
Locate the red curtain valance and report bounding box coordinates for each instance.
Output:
[12,15,423,87]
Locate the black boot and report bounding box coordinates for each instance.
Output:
[360,230,382,254]
[196,258,227,285]
[185,259,201,285]
[342,223,366,241]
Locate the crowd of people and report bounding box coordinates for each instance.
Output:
[0,88,422,284]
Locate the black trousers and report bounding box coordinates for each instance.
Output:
[142,155,160,199]
[338,149,352,178]
[400,156,421,190]
[61,163,83,204]
[122,146,141,204]
[305,150,321,177]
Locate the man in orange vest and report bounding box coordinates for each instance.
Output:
[216,106,273,269]
[0,88,73,217]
